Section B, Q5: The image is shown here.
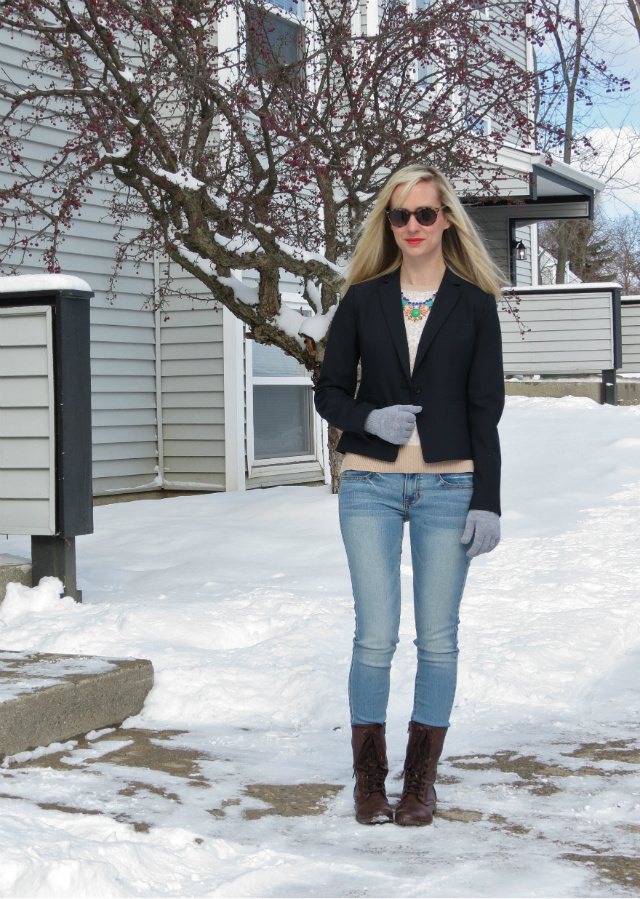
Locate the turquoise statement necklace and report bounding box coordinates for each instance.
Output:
[401,289,436,322]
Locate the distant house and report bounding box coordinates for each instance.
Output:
[538,250,582,286]
[0,5,605,498]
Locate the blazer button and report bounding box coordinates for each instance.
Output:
[413,385,421,395]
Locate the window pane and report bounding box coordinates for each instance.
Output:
[246,8,302,72]
[253,385,313,459]
[253,340,305,377]
[270,0,304,14]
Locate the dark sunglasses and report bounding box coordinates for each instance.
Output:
[386,205,446,228]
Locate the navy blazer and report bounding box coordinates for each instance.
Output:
[314,267,505,515]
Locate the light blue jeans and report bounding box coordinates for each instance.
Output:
[339,471,473,728]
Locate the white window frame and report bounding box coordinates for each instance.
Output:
[246,0,306,72]
[265,0,306,21]
[245,318,323,478]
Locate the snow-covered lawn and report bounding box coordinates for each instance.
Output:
[0,396,639,898]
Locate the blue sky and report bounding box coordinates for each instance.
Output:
[567,12,640,215]
[596,15,640,131]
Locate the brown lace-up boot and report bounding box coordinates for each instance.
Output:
[395,721,447,826]
[351,724,394,825]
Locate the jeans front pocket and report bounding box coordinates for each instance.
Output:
[437,472,474,489]
[340,470,376,481]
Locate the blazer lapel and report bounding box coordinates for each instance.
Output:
[413,268,462,372]
[378,268,411,383]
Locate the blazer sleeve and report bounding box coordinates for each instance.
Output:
[467,294,505,516]
[314,289,377,436]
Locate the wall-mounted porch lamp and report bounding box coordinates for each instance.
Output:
[511,239,526,261]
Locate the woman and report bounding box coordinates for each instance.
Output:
[314,164,505,827]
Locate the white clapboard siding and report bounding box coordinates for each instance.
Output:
[0,26,162,497]
[489,10,527,146]
[500,287,616,374]
[492,18,527,69]
[160,294,225,489]
[0,306,56,534]
[468,208,510,279]
[91,288,159,495]
[621,299,640,373]
[513,224,533,287]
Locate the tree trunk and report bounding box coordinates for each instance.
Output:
[328,425,343,494]
[627,0,640,40]
[556,223,569,284]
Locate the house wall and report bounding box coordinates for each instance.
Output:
[0,172,167,498]
[513,224,534,286]
[491,6,527,70]
[0,29,159,496]
[91,286,159,496]
[469,208,511,279]
[160,294,226,491]
[620,299,640,373]
[0,24,230,498]
[0,173,164,497]
[500,286,617,374]
[92,284,229,496]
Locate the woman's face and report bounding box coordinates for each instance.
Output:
[388,179,451,264]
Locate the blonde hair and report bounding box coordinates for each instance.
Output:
[342,164,507,299]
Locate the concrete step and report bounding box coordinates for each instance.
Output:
[0,555,31,600]
[0,650,154,759]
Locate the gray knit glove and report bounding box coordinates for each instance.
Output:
[461,510,500,558]
[364,405,422,445]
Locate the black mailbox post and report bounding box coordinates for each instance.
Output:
[0,276,93,601]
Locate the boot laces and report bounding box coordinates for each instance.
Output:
[403,730,431,797]
[355,732,387,794]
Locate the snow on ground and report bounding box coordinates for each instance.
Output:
[0,396,639,898]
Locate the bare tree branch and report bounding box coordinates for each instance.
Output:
[0,0,536,378]
[626,0,640,39]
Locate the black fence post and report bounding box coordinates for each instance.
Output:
[602,287,623,406]
[31,535,81,603]
[602,369,618,406]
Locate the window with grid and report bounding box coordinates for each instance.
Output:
[246,1,305,77]
[251,340,315,462]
